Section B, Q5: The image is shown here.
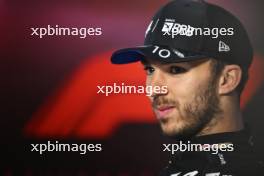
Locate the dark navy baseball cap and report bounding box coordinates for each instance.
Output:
[111,0,253,70]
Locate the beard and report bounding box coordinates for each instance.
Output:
[152,77,222,140]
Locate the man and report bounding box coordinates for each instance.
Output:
[111,0,264,175]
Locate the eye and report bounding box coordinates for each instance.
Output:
[144,66,155,75]
[169,66,187,74]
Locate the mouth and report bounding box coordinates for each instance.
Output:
[154,105,175,120]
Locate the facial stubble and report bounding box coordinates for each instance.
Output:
[153,75,222,140]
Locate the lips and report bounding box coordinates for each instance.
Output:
[154,105,175,120]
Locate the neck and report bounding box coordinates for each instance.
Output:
[198,95,244,136]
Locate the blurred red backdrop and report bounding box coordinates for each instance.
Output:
[2,0,264,175]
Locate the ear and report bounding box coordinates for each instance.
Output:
[218,65,242,95]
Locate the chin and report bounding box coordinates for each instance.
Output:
[160,121,197,140]
[160,121,182,137]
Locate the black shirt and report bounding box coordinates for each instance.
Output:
[160,128,264,176]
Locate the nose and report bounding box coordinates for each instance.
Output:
[147,70,168,98]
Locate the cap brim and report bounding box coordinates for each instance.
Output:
[111,45,208,64]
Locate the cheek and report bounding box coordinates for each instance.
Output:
[145,76,154,101]
[146,76,151,86]
[167,73,212,107]
[167,75,199,100]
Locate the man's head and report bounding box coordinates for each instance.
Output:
[111,0,252,139]
[142,56,245,138]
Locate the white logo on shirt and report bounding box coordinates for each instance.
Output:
[171,170,199,176]
[205,172,221,176]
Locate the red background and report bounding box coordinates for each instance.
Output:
[2,0,264,175]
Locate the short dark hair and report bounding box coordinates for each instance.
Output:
[210,58,249,97]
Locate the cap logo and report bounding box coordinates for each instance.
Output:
[162,19,194,38]
[145,19,159,37]
[152,46,185,59]
[145,20,153,37]
[219,41,230,52]
[152,45,171,58]
[161,19,234,39]
[172,49,185,58]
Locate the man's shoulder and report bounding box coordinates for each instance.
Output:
[203,143,264,175]
[220,148,264,174]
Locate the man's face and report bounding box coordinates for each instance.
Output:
[143,58,222,139]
